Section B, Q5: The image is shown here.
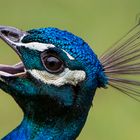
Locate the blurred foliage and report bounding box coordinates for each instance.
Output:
[0,0,140,140]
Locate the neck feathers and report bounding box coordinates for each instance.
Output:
[2,79,95,140]
[2,112,88,140]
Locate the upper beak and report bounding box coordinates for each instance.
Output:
[0,26,28,77]
[0,26,28,53]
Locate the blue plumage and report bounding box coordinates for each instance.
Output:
[22,28,107,87]
[0,26,107,140]
[0,24,140,139]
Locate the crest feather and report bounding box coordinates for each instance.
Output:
[100,22,140,101]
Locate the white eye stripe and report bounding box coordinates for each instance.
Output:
[62,50,75,60]
[20,43,75,61]
[1,35,56,52]
[24,43,55,51]
[9,39,75,60]
[28,68,86,87]
[20,43,75,60]
[20,42,55,51]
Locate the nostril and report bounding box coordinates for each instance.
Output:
[1,30,9,36]
[1,30,20,42]
[0,26,28,44]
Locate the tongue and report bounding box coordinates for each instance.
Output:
[0,62,24,74]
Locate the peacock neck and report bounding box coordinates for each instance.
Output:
[2,111,88,140]
[2,82,95,140]
[2,92,95,140]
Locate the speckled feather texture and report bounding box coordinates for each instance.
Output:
[0,27,108,140]
[22,27,107,85]
[1,21,140,140]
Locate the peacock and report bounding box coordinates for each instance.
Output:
[0,23,140,140]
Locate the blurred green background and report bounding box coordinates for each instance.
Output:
[0,0,140,140]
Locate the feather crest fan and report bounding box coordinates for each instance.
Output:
[100,23,140,101]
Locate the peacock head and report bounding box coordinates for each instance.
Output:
[0,26,107,121]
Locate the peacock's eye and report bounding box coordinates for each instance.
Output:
[41,52,64,74]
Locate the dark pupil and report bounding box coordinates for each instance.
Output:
[44,56,62,72]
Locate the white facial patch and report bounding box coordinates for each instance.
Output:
[23,42,55,51]
[1,34,55,51]
[19,42,55,51]
[7,37,75,60]
[28,68,86,87]
[5,37,55,52]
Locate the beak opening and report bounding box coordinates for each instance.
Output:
[0,26,28,78]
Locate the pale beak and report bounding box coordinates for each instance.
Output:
[0,26,28,77]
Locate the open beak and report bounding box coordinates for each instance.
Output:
[0,26,28,78]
